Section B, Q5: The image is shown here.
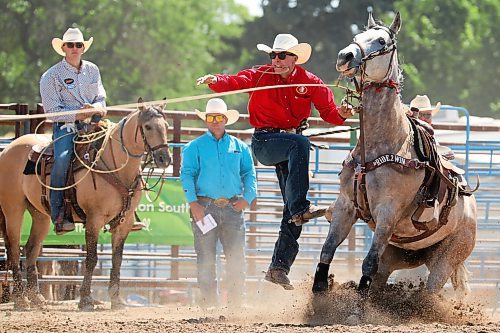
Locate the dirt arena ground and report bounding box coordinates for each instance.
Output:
[0,279,498,333]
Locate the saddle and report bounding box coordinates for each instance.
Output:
[346,116,477,243]
[23,121,108,223]
[409,118,460,227]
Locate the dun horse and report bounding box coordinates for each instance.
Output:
[0,100,171,310]
[312,13,477,300]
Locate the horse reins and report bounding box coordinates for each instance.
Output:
[98,106,170,229]
[347,26,403,225]
[118,106,170,201]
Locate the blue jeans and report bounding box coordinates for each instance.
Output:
[191,199,246,307]
[50,123,77,223]
[251,131,311,273]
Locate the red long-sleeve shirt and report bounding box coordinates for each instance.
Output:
[209,65,345,129]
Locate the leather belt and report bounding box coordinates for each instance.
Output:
[197,196,237,208]
[55,120,81,126]
[255,127,298,134]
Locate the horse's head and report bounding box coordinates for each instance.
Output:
[337,12,401,83]
[137,97,172,168]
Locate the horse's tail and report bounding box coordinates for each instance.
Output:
[0,207,5,239]
[450,262,472,300]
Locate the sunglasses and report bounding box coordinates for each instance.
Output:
[419,112,432,120]
[269,51,295,60]
[64,42,84,49]
[206,114,227,123]
[410,107,432,120]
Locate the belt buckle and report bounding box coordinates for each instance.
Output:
[213,197,230,208]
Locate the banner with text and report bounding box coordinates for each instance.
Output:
[20,179,193,246]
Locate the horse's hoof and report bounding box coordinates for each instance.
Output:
[91,298,104,306]
[78,296,97,311]
[1,287,11,303]
[78,301,95,312]
[28,294,47,308]
[312,281,329,294]
[13,296,31,311]
[357,275,372,298]
[111,301,126,310]
[312,263,330,294]
[346,314,362,325]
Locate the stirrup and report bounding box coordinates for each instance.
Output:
[131,221,146,232]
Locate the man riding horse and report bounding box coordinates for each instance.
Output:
[40,27,144,234]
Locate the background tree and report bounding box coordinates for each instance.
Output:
[0,0,498,118]
[395,0,499,116]
[227,0,498,116]
[0,0,251,112]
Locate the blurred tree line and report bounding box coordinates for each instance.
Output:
[232,0,499,116]
[0,0,251,112]
[0,0,498,117]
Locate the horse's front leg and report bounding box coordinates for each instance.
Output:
[24,207,50,307]
[4,208,30,310]
[313,194,357,293]
[359,207,399,296]
[79,221,100,311]
[109,221,130,310]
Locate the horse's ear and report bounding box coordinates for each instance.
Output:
[160,97,167,110]
[137,97,145,112]
[367,11,376,28]
[389,11,402,34]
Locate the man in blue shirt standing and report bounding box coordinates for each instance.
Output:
[180,98,257,309]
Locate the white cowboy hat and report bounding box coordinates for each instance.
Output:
[195,98,240,125]
[51,28,93,57]
[409,95,442,115]
[257,33,312,65]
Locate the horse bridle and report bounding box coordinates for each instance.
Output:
[353,26,397,61]
[351,25,398,88]
[120,107,170,158]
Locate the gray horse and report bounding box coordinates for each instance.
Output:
[312,12,477,299]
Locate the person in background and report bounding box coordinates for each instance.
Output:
[180,98,257,309]
[407,94,453,159]
[196,33,354,290]
[408,94,441,126]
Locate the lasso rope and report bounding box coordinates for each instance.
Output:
[0,82,357,121]
[14,80,361,193]
[34,120,133,191]
[304,126,360,138]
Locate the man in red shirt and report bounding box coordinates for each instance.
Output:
[197,33,354,290]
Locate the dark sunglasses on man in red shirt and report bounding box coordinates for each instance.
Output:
[269,51,296,60]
